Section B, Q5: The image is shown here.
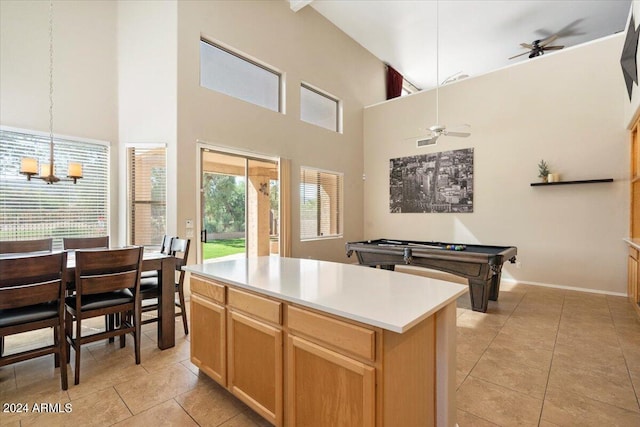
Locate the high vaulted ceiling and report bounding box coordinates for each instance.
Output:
[296,0,631,91]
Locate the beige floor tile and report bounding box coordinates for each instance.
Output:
[175,376,247,427]
[66,353,146,401]
[457,353,479,389]
[487,333,554,369]
[219,410,270,427]
[181,358,200,376]
[470,348,550,399]
[19,387,130,427]
[457,309,511,330]
[542,386,640,426]
[0,376,69,425]
[547,357,639,412]
[113,398,198,427]
[456,409,500,426]
[114,363,198,415]
[0,366,16,392]
[457,376,543,426]
[140,337,191,372]
[495,321,558,351]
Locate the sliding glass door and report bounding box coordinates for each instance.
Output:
[200,149,279,262]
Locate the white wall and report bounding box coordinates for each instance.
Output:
[0,0,119,237]
[364,35,628,294]
[116,0,178,245]
[176,0,385,262]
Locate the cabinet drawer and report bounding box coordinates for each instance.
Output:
[191,276,226,304]
[287,306,375,362]
[228,288,282,325]
[630,246,639,260]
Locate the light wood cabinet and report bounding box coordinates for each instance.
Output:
[629,118,640,316]
[190,273,442,427]
[190,293,226,386]
[227,310,283,426]
[287,335,375,427]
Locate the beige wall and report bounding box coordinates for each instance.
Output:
[0,0,119,237]
[176,0,385,262]
[116,0,178,245]
[364,35,629,294]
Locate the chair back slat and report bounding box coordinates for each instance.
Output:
[80,270,139,295]
[0,252,66,287]
[63,236,109,250]
[0,281,60,310]
[74,247,143,301]
[0,252,67,308]
[161,235,174,255]
[0,238,53,254]
[169,238,190,269]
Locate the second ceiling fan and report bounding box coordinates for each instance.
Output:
[509,34,564,60]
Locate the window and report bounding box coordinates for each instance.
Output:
[300,167,343,240]
[0,128,109,250]
[300,83,340,132]
[200,39,281,112]
[128,146,166,247]
[401,79,420,96]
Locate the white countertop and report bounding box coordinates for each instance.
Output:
[183,256,467,333]
[624,238,640,250]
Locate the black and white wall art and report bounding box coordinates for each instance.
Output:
[389,148,474,213]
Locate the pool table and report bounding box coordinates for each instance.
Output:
[346,239,517,313]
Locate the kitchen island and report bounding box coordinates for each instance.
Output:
[184,256,467,427]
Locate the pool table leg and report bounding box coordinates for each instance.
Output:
[489,265,504,301]
[468,278,491,313]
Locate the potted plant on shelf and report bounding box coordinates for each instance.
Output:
[538,159,550,183]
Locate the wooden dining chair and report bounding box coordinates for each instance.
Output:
[0,238,53,254]
[0,237,54,357]
[140,238,190,335]
[65,246,143,385]
[140,235,174,279]
[0,252,68,390]
[62,236,109,250]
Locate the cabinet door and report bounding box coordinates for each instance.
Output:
[287,335,375,427]
[227,310,283,427]
[190,294,226,386]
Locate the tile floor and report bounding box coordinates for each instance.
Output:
[1,282,640,426]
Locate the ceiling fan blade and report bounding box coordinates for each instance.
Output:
[539,34,558,47]
[543,45,564,50]
[509,51,530,60]
[417,136,439,147]
[445,131,471,138]
[520,43,534,49]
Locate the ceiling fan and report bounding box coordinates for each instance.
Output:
[415,0,471,147]
[509,35,564,60]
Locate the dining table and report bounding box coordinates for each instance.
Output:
[1,248,176,350]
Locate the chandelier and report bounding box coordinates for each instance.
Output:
[19,0,82,184]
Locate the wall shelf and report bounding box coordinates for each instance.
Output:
[530,178,614,187]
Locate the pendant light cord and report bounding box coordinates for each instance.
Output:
[435,0,439,125]
[48,0,54,175]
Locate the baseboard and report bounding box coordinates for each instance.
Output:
[500,278,627,298]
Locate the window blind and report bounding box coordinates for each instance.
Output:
[300,167,343,240]
[0,128,109,250]
[128,146,166,247]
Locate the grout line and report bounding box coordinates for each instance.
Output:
[607,297,640,413]
[536,291,565,426]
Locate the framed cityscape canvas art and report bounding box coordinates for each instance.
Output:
[389,148,474,213]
